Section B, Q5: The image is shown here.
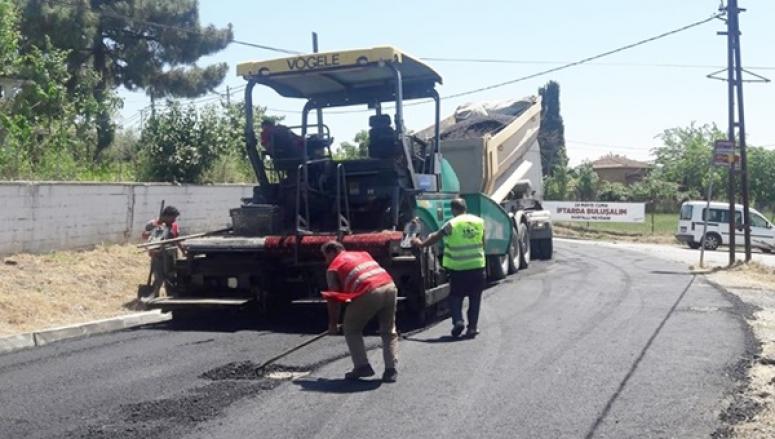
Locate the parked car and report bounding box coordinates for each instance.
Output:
[675,200,775,252]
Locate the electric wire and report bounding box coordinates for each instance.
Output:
[421,58,775,71]
[565,140,654,152]
[441,12,725,101]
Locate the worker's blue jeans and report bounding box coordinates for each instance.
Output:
[448,268,486,330]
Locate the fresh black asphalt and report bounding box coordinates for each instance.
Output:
[0,241,752,438]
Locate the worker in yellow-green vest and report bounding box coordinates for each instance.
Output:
[412,198,486,339]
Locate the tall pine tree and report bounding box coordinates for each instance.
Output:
[537,80,567,176]
[17,0,233,158]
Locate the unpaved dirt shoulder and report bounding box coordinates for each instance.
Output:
[706,265,775,438]
[0,244,148,337]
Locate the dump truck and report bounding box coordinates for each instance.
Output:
[416,98,554,263]
[144,46,551,324]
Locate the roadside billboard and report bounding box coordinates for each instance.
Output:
[543,201,646,223]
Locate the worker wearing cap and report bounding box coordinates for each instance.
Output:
[412,198,486,338]
[321,241,399,383]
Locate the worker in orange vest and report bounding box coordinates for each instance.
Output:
[321,240,399,383]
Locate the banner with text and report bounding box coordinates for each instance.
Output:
[543,201,646,223]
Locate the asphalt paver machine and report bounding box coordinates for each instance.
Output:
[146,46,527,324]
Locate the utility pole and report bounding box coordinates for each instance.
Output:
[727,0,752,262]
[312,32,324,136]
[226,85,231,106]
[709,1,769,264]
[724,2,737,266]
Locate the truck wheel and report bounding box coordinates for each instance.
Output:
[507,231,520,275]
[518,222,530,269]
[703,233,721,251]
[487,255,507,281]
[687,241,701,250]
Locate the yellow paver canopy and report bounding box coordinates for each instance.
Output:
[237,46,442,104]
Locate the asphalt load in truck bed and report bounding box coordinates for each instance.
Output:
[440,114,516,140]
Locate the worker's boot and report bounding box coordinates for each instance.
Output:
[345,364,375,381]
[382,368,398,383]
[451,322,465,338]
[465,327,480,339]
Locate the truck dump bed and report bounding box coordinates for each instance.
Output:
[419,97,543,202]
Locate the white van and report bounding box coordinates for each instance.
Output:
[676,200,775,252]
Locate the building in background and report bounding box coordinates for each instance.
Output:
[591,154,652,185]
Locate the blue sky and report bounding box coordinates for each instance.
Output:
[118,0,775,165]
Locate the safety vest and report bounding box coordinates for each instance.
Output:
[442,213,486,271]
[323,251,393,303]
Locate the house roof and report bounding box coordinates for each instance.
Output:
[591,154,653,170]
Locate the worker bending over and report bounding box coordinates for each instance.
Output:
[321,241,399,383]
[412,198,486,338]
[141,205,183,300]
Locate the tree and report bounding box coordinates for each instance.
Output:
[597,181,630,202]
[543,163,572,200]
[747,146,775,211]
[629,170,681,211]
[574,162,599,201]
[334,130,369,160]
[654,123,726,200]
[537,81,567,176]
[18,0,233,158]
[0,0,18,76]
[1,0,108,179]
[137,102,223,183]
[136,99,273,183]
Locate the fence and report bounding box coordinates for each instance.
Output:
[0,182,254,255]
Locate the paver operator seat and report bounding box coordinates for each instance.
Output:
[368,114,400,159]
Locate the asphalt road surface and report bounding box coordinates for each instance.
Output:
[0,241,752,438]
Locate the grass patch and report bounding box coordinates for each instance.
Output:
[557,213,678,237]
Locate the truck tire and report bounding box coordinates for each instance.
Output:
[688,241,701,250]
[507,231,520,275]
[518,222,530,269]
[487,255,507,281]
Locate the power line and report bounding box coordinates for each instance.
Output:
[442,12,725,101]
[117,10,726,122]
[95,9,301,55]
[421,57,775,71]
[260,11,729,115]
[565,139,654,152]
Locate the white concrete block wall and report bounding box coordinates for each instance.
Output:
[0,182,254,255]
[129,184,252,238]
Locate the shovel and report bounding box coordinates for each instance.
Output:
[255,330,329,377]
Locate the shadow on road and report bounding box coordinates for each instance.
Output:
[402,334,469,344]
[137,300,449,336]
[294,377,382,393]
